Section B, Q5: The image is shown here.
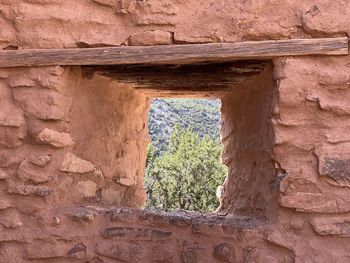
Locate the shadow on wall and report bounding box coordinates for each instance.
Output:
[219,62,279,221]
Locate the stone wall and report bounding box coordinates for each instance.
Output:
[220,63,278,220]
[0,67,152,262]
[1,0,349,49]
[270,56,350,261]
[1,0,350,262]
[0,66,149,207]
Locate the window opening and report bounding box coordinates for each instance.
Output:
[144,98,227,213]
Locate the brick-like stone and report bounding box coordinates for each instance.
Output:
[37,128,74,148]
[13,88,70,121]
[302,3,349,36]
[128,30,173,46]
[279,193,339,213]
[73,210,96,222]
[110,208,135,223]
[76,180,97,198]
[7,72,36,88]
[0,154,22,169]
[17,156,54,183]
[8,184,52,197]
[316,143,350,187]
[60,153,95,174]
[0,210,22,229]
[0,125,26,148]
[168,214,192,227]
[102,187,124,204]
[7,67,66,90]
[311,217,350,237]
[174,32,215,44]
[114,177,134,186]
[308,93,350,116]
[27,154,52,167]
[0,104,25,127]
[137,210,192,227]
[290,217,305,230]
[68,242,87,259]
[279,177,321,194]
[137,209,192,227]
[326,127,350,144]
[320,158,350,187]
[139,209,173,226]
[103,227,172,240]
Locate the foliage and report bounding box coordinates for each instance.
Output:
[144,125,227,212]
[148,98,221,155]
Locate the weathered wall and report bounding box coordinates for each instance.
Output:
[0,0,349,49]
[1,0,350,262]
[270,56,350,262]
[0,66,149,207]
[0,67,152,261]
[220,63,278,221]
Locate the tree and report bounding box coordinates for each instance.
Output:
[144,125,227,212]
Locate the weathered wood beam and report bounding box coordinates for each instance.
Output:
[134,89,236,98]
[82,61,267,90]
[0,38,348,68]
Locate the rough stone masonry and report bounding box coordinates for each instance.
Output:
[1,0,350,262]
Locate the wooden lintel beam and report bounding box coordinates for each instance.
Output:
[83,61,268,90]
[0,37,348,68]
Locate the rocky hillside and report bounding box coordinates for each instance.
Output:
[148,98,221,154]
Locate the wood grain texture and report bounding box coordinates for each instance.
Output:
[0,38,348,68]
[82,61,268,94]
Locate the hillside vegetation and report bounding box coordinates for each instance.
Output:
[145,99,227,212]
[145,126,227,212]
[148,98,221,154]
